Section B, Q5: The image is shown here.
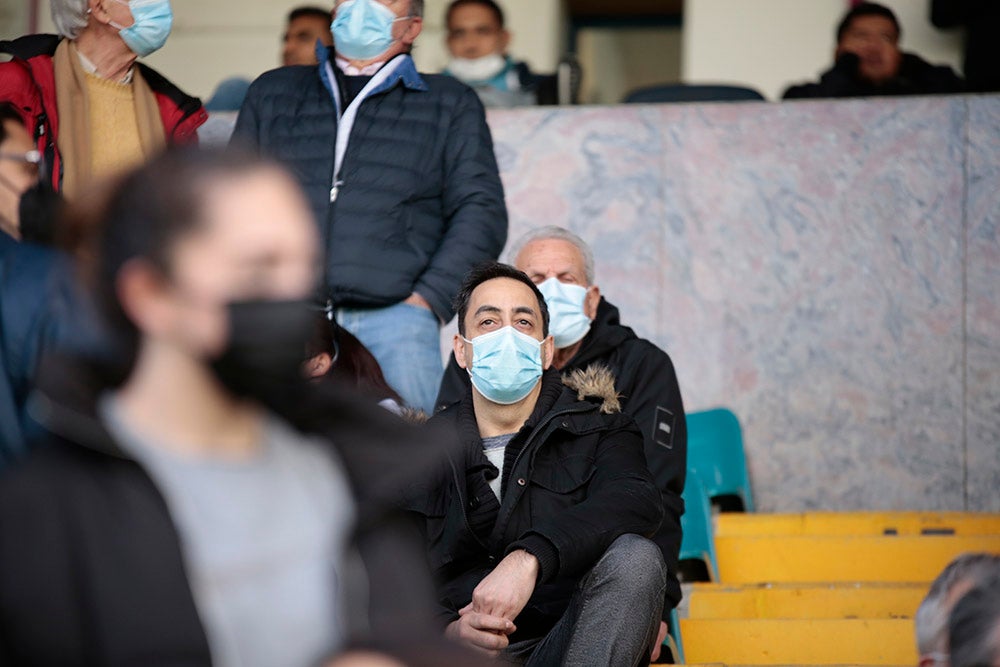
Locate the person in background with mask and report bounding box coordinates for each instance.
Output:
[436,226,686,661]
[284,5,336,67]
[408,261,665,664]
[0,148,476,666]
[0,102,83,465]
[442,0,557,107]
[232,0,507,416]
[0,0,206,200]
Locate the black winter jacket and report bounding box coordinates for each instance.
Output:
[436,297,686,614]
[0,233,96,465]
[230,53,507,322]
[783,51,965,99]
[412,367,663,641]
[0,356,467,666]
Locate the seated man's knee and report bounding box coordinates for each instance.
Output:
[598,534,666,591]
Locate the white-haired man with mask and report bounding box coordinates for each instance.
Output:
[436,225,686,659]
[0,0,206,200]
[915,552,1000,667]
[232,0,507,416]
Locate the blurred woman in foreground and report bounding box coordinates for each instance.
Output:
[0,149,466,666]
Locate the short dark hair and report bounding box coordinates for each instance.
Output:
[0,102,26,145]
[836,2,901,43]
[445,0,504,30]
[948,575,1000,667]
[453,262,548,337]
[306,313,404,403]
[288,5,332,23]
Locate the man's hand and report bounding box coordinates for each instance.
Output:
[403,292,432,311]
[445,611,514,657]
[650,620,668,661]
[468,550,539,622]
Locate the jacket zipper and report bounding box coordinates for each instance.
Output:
[485,402,594,558]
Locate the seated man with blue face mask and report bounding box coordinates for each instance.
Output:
[436,225,687,660]
[412,261,665,664]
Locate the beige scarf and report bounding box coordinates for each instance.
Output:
[53,40,166,199]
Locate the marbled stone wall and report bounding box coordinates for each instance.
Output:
[485,96,998,512]
[203,95,998,512]
[966,98,1000,513]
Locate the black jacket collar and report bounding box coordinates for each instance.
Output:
[451,368,565,449]
[565,297,638,369]
[0,34,203,114]
[0,34,61,60]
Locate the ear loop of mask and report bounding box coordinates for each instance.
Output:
[320,300,341,364]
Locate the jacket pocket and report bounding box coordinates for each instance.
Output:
[529,453,596,495]
[528,455,596,527]
[528,454,594,514]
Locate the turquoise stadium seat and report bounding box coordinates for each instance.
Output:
[665,606,686,663]
[679,473,719,582]
[686,407,754,512]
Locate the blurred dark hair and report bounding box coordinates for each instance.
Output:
[288,5,332,23]
[453,261,548,337]
[446,0,504,29]
[837,2,900,43]
[0,102,26,144]
[948,575,1000,667]
[64,148,281,374]
[307,313,404,405]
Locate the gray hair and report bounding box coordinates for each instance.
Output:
[949,575,1000,667]
[916,553,1000,656]
[506,225,595,284]
[51,0,90,40]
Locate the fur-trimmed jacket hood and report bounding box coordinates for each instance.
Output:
[561,364,622,415]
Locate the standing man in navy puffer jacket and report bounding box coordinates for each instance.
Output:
[231,0,508,414]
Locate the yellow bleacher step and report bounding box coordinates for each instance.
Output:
[714,511,1000,538]
[687,582,925,619]
[716,533,1000,583]
[679,618,917,665]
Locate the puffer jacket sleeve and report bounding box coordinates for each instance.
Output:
[509,419,663,581]
[230,81,264,152]
[412,88,507,321]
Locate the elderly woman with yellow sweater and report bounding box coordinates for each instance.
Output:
[0,0,206,199]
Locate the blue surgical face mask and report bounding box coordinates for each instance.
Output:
[463,326,544,405]
[110,0,173,57]
[537,277,592,349]
[331,0,407,61]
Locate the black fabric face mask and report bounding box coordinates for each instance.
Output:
[18,179,64,246]
[210,299,316,407]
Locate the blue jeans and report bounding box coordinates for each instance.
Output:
[503,534,666,666]
[336,302,444,414]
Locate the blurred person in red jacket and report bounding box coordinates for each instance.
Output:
[0,0,206,199]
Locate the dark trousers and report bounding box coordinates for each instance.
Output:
[503,534,666,666]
